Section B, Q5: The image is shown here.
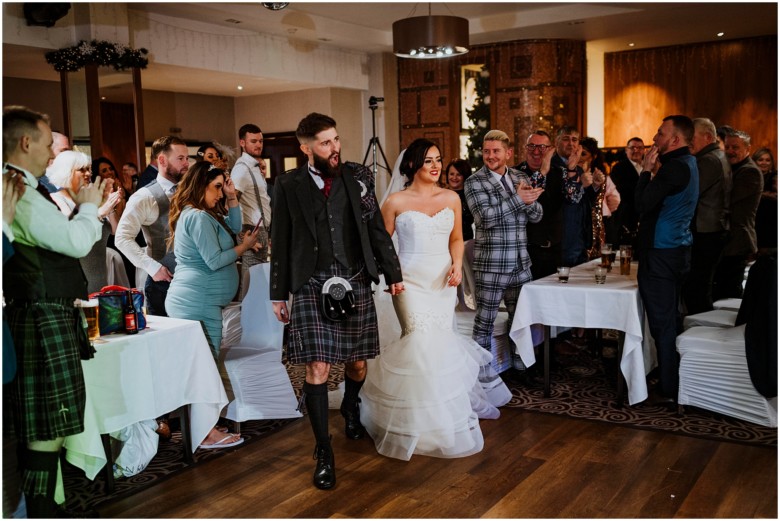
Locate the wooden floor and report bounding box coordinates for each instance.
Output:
[99,408,777,518]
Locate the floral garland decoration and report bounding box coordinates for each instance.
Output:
[466,66,490,170]
[45,40,149,72]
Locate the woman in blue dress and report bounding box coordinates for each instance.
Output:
[165,161,259,448]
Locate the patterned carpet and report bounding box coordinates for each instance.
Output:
[63,338,776,512]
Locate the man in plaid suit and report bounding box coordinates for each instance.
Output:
[464,130,543,372]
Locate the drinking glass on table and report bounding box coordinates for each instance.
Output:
[600,243,613,271]
[619,245,632,275]
[557,266,570,283]
[595,266,607,284]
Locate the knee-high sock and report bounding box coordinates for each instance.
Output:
[342,374,364,410]
[303,382,330,446]
[21,449,59,518]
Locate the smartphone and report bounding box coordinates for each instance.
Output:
[252,218,263,234]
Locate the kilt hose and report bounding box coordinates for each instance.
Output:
[6,299,88,442]
[287,261,379,365]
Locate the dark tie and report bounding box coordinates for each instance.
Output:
[311,172,333,197]
[34,179,58,207]
[500,174,513,194]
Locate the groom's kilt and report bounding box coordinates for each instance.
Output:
[287,261,379,365]
[6,299,87,442]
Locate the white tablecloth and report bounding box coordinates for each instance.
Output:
[508,259,656,405]
[64,316,228,480]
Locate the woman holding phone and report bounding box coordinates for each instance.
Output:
[165,162,258,448]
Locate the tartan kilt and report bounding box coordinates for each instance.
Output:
[287,262,379,364]
[6,299,87,442]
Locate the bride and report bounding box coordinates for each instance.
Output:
[360,138,512,461]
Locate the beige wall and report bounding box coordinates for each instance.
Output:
[2,77,65,133]
[142,90,236,146]
[233,87,365,162]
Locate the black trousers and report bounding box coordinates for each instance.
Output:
[144,276,170,317]
[637,246,690,399]
[527,243,561,281]
[713,254,749,301]
[682,231,727,315]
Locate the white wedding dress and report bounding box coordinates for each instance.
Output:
[360,208,512,461]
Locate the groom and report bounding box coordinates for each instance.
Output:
[271,113,403,490]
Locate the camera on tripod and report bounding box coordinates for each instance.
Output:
[368,96,384,107]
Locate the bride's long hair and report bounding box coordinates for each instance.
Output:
[400,138,438,188]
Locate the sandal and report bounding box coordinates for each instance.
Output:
[199,434,244,450]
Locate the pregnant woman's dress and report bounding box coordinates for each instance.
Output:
[360,208,511,461]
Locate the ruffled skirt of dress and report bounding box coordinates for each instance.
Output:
[359,325,510,461]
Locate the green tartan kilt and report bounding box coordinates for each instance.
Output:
[6,300,87,442]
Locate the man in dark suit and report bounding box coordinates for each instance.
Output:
[136,156,158,189]
[714,130,763,299]
[610,136,645,248]
[514,130,563,280]
[270,113,403,490]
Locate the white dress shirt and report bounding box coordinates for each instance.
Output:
[231,152,272,229]
[114,173,177,277]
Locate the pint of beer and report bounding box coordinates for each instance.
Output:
[78,299,100,341]
[619,245,632,275]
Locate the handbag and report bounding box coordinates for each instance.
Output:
[320,277,356,322]
[89,285,147,335]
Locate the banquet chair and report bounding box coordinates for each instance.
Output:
[105,247,131,288]
[712,298,742,312]
[683,309,737,330]
[676,255,777,427]
[221,263,302,424]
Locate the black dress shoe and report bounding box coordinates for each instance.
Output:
[312,440,336,490]
[340,400,366,440]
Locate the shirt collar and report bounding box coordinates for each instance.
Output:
[155,173,177,194]
[5,163,38,189]
[241,151,260,168]
[308,163,324,189]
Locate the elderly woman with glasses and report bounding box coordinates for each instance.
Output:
[46,151,122,292]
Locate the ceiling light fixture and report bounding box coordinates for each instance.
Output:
[393,3,469,59]
[717,32,725,37]
[237,85,244,91]
[628,42,635,47]
[262,3,289,11]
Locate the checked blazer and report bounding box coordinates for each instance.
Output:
[269,161,402,301]
[464,165,543,274]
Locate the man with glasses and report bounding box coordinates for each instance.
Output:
[611,137,646,247]
[515,130,562,279]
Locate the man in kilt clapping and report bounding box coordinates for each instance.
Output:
[3,106,108,517]
[271,113,404,490]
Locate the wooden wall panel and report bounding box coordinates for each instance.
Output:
[605,36,777,157]
[398,39,586,161]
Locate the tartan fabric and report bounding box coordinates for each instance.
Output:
[6,300,87,442]
[472,269,530,369]
[287,262,379,365]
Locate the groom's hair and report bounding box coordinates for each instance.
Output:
[296,113,337,144]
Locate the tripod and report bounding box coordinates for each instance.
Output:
[362,96,391,182]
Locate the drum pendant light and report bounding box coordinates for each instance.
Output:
[393,4,469,59]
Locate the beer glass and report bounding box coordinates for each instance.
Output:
[619,245,632,275]
[77,299,100,341]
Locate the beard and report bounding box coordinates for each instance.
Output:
[166,163,186,183]
[312,151,342,178]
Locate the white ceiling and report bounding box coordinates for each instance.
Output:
[3,2,777,98]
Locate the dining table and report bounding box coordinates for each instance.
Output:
[63,315,228,485]
[508,259,657,405]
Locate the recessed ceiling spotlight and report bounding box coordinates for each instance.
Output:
[567,20,585,25]
[262,2,289,10]
[224,19,241,24]
[717,32,725,37]
[100,96,106,100]
[237,85,244,91]
[628,42,635,47]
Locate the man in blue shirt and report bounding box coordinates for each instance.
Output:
[635,115,699,405]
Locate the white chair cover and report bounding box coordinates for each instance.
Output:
[677,324,777,427]
[222,263,302,422]
[682,309,738,330]
[105,247,130,288]
[712,298,742,312]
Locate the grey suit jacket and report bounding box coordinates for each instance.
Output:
[724,157,762,256]
[694,143,731,233]
[463,166,543,274]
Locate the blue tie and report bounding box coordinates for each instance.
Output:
[500,174,512,194]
